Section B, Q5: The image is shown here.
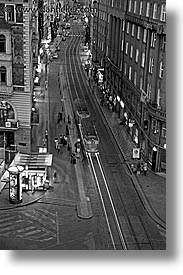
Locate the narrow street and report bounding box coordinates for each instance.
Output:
[0,18,166,250]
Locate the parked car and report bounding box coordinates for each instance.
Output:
[56,46,60,51]
[62,36,66,41]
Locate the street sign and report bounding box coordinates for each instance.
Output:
[132,148,140,159]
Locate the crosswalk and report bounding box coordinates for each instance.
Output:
[0,208,57,243]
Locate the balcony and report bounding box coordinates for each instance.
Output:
[0,85,13,96]
[0,120,20,131]
[147,103,166,121]
[0,52,12,62]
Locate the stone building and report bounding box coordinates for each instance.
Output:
[92,0,166,172]
[0,0,39,160]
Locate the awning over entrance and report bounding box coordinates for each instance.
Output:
[13,152,53,168]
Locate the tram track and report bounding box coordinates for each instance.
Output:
[87,152,127,250]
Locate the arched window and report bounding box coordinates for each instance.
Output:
[0,66,6,84]
[0,34,6,52]
[0,101,15,127]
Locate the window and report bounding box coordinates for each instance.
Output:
[149,57,154,73]
[122,20,125,31]
[128,0,132,12]
[159,61,164,78]
[120,59,123,71]
[146,2,150,17]
[157,88,161,108]
[162,128,166,138]
[135,49,139,63]
[0,3,5,18]
[143,28,147,43]
[151,119,157,131]
[0,34,6,52]
[153,3,158,19]
[16,4,23,23]
[134,71,137,86]
[121,39,124,51]
[130,45,133,58]
[161,35,166,51]
[140,76,143,90]
[125,42,128,55]
[131,24,135,37]
[147,83,152,101]
[0,66,6,84]
[129,66,132,80]
[127,22,130,34]
[139,1,143,15]
[124,63,127,74]
[160,4,166,22]
[137,26,140,39]
[141,52,145,68]
[134,1,137,13]
[151,32,157,47]
[6,5,15,22]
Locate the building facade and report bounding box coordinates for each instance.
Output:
[0,0,39,160]
[92,0,166,172]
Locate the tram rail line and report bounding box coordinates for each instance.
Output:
[87,152,127,250]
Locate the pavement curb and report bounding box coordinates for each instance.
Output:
[0,191,46,211]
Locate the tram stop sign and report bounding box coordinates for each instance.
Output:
[132,148,140,159]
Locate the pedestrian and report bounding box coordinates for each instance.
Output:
[100,98,104,106]
[67,142,71,154]
[59,135,63,144]
[137,163,141,175]
[72,153,76,164]
[63,135,68,146]
[143,162,148,176]
[54,137,58,150]
[53,170,57,183]
[67,115,71,124]
[57,142,61,153]
[66,124,69,136]
[140,163,144,174]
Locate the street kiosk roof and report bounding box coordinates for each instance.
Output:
[13,153,53,168]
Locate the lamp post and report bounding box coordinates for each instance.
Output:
[8,165,24,204]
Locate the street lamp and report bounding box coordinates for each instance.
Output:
[8,165,24,204]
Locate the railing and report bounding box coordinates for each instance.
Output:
[0,120,20,130]
[0,85,13,95]
[148,103,166,120]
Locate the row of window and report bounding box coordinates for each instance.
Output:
[122,42,164,78]
[128,0,166,22]
[151,119,166,137]
[0,3,23,23]
[98,1,166,22]
[123,64,163,109]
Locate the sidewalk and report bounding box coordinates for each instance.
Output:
[79,43,166,227]
[0,183,45,211]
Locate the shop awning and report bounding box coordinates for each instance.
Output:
[12,153,53,168]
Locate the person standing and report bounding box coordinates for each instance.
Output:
[53,170,57,183]
[143,162,148,176]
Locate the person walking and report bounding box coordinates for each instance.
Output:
[53,170,57,183]
[143,162,148,176]
[57,142,61,154]
[67,142,71,154]
[54,137,58,150]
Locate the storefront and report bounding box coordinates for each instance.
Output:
[12,152,53,191]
